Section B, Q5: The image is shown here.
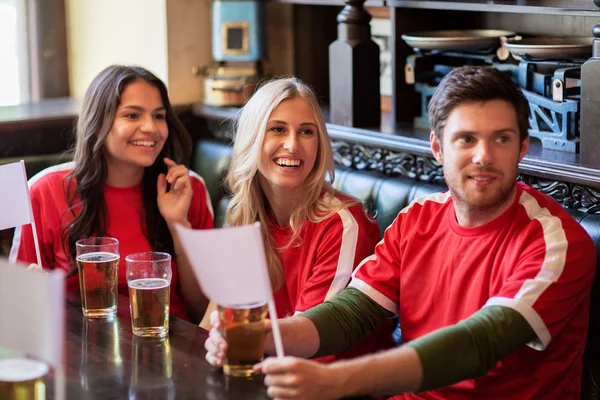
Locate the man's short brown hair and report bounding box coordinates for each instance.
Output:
[428,66,530,143]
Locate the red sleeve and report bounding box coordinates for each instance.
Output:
[188,172,214,230]
[485,212,596,350]
[295,207,380,313]
[350,211,406,314]
[9,181,56,270]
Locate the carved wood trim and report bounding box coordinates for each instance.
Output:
[332,139,600,214]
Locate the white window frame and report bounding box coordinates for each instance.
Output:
[0,0,31,104]
[16,0,31,103]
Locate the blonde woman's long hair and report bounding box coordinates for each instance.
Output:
[226,77,349,290]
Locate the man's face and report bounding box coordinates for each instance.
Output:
[431,99,529,219]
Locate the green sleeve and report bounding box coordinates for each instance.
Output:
[408,306,537,392]
[302,287,395,358]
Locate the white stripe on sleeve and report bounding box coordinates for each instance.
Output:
[485,190,568,350]
[324,208,359,301]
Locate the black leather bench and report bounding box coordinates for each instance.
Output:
[192,138,600,399]
[1,139,598,397]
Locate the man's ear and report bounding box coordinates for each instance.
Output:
[430,131,443,165]
[519,137,530,162]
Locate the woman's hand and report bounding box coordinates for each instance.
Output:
[157,157,192,226]
[204,309,274,367]
[204,309,228,367]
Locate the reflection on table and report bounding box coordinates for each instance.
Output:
[47,292,268,399]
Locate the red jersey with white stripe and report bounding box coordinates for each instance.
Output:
[9,162,214,321]
[351,182,595,399]
[272,194,396,361]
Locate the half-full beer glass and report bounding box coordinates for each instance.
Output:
[0,358,48,400]
[126,252,172,338]
[218,302,268,377]
[75,237,120,319]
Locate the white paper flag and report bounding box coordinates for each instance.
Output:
[0,258,64,367]
[175,222,285,357]
[0,161,33,231]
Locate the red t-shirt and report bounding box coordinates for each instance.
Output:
[272,194,396,362]
[352,183,595,399]
[9,162,214,321]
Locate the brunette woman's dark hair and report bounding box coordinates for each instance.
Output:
[62,65,191,275]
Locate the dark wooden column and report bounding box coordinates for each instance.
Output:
[329,0,380,128]
[580,15,600,169]
[29,0,70,99]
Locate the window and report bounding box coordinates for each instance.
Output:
[0,0,29,106]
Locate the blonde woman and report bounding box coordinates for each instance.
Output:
[202,77,394,363]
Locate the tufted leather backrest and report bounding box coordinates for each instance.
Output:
[333,166,443,236]
[192,138,600,399]
[568,211,600,400]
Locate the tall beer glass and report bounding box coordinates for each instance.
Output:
[126,252,172,338]
[218,302,268,377]
[75,237,120,319]
[0,358,48,400]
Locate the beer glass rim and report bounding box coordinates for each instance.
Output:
[218,301,267,309]
[125,252,172,263]
[0,358,49,382]
[75,236,119,248]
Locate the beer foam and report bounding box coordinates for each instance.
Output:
[224,301,267,310]
[76,251,119,263]
[128,278,170,290]
[0,358,48,381]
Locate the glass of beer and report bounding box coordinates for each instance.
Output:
[218,302,268,378]
[75,237,120,319]
[126,252,172,338]
[0,358,48,400]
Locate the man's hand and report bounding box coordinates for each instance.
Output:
[256,357,344,400]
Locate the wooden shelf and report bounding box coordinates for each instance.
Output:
[193,103,600,189]
[270,0,385,6]
[387,0,600,15]
[387,0,600,13]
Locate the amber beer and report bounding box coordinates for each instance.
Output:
[218,302,268,377]
[0,358,48,400]
[126,252,172,338]
[128,278,170,338]
[76,251,119,318]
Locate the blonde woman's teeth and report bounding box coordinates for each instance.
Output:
[275,158,301,167]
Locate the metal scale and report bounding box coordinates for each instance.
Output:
[402,30,592,153]
[203,0,266,107]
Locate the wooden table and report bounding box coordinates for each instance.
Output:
[48,293,269,399]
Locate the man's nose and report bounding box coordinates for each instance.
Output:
[472,141,492,166]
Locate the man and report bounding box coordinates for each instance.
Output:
[205,66,596,399]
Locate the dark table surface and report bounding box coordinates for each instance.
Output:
[48,293,269,399]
